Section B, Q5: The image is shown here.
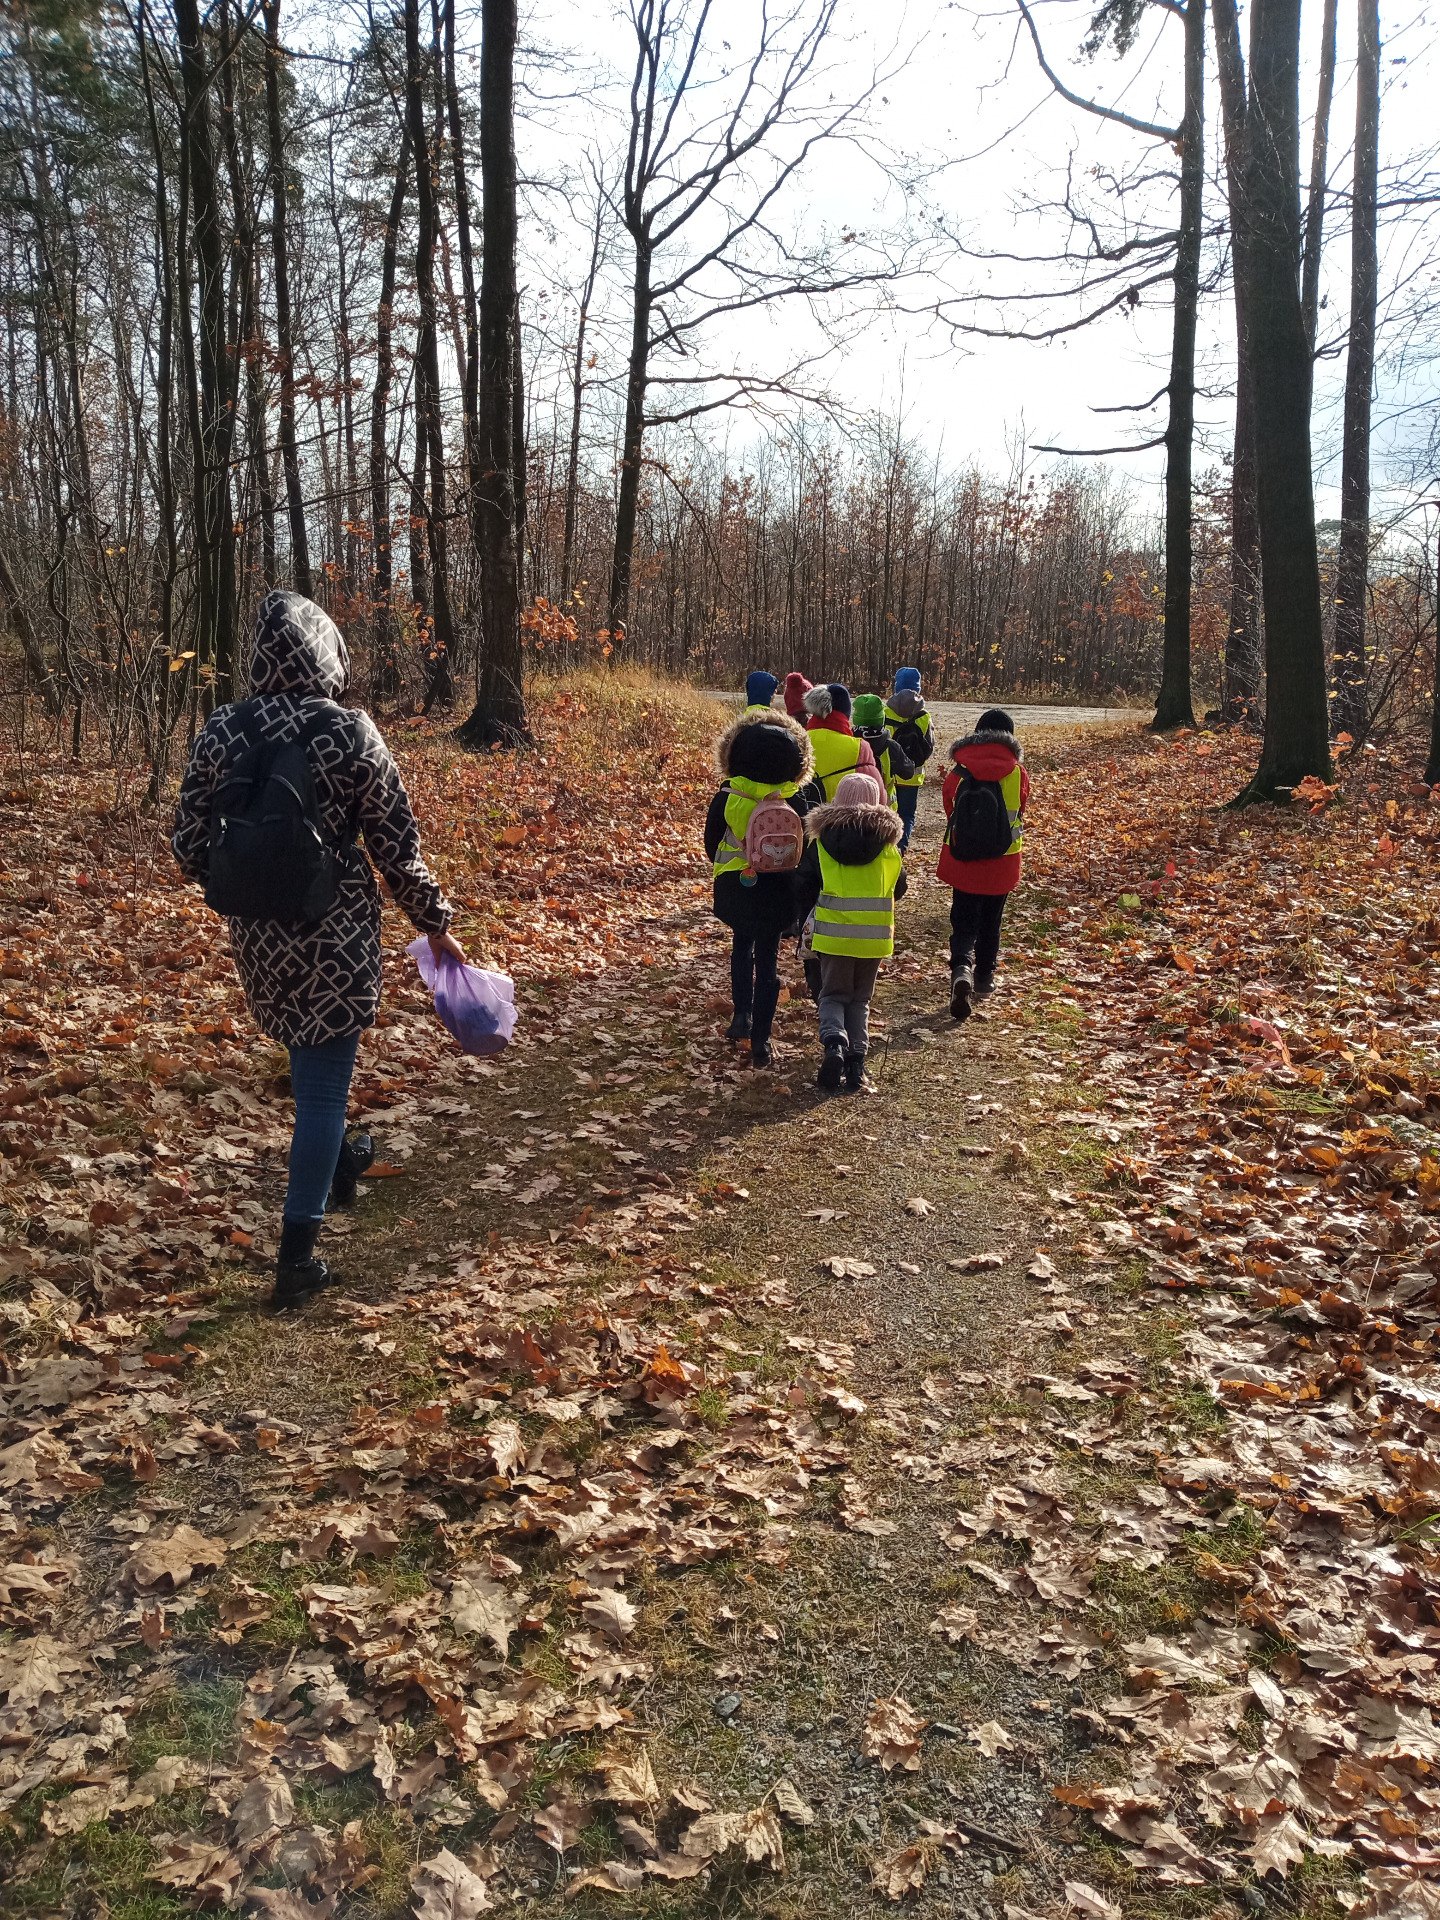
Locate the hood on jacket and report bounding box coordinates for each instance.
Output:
[893,667,922,693]
[949,728,1022,763]
[248,590,350,699]
[745,669,778,707]
[714,710,814,785]
[783,671,813,717]
[851,693,886,728]
[805,795,904,864]
[887,688,926,721]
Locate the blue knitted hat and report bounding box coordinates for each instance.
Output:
[893,667,922,693]
[745,670,778,706]
[826,683,852,719]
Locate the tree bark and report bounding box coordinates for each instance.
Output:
[1224,0,1332,802]
[403,0,457,710]
[369,116,411,689]
[1300,0,1337,350]
[1213,0,1262,722]
[175,0,238,705]
[456,0,531,747]
[263,0,312,597]
[0,543,63,717]
[561,191,605,606]
[1426,516,1440,786]
[1151,0,1205,732]
[1331,0,1379,741]
[442,0,481,523]
[608,244,651,642]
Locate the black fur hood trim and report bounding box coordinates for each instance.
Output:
[948,729,1022,760]
[713,709,814,784]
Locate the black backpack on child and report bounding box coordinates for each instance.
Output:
[205,700,353,922]
[944,768,1016,862]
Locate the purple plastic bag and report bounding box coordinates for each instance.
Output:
[407,937,518,1056]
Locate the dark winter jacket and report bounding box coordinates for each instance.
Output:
[855,724,917,788]
[172,590,453,1047]
[937,728,1030,896]
[792,795,909,927]
[704,710,816,936]
[884,689,935,771]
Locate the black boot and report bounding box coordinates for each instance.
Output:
[751,1037,773,1069]
[725,1012,753,1042]
[843,1051,866,1093]
[271,1219,333,1311]
[327,1131,375,1210]
[817,1038,846,1091]
[950,968,974,1023]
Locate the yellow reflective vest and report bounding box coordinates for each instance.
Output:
[808,726,865,801]
[812,843,904,958]
[884,705,930,787]
[712,774,798,878]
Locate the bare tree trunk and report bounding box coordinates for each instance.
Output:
[1151,0,1205,732]
[562,190,605,605]
[456,0,530,747]
[1426,517,1440,785]
[175,0,238,704]
[1331,0,1378,741]
[1222,0,1332,802]
[370,116,411,690]
[0,543,62,716]
[263,0,312,596]
[442,0,481,522]
[403,0,457,710]
[608,244,651,642]
[1300,0,1338,349]
[1213,0,1262,722]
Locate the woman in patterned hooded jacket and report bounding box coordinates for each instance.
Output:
[172,591,463,1308]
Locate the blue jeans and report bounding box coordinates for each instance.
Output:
[285,1033,360,1226]
[895,784,919,850]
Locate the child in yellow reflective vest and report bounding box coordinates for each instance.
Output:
[791,772,908,1094]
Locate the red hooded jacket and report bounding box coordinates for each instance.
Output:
[937,729,1029,895]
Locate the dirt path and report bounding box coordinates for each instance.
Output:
[703,691,1149,733]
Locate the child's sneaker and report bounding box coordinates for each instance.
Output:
[843,1052,867,1094]
[817,1039,846,1090]
[949,969,974,1022]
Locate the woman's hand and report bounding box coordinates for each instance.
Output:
[429,930,467,966]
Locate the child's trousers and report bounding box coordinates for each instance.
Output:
[731,929,782,1044]
[816,954,880,1055]
[949,891,1006,983]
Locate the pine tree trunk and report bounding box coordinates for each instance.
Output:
[1331,0,1379,741]
[1151,0,1205,732]
[456,0,530,748]
[1226,0,1332,803]
[262,0,311,597]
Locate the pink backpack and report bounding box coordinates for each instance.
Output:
[742,791,804,873]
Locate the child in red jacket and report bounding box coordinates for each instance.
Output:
[938,707,1029,1022]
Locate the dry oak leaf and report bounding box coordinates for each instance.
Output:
[971,1720,1013,1758]
[876,1841,934,1901]
[1066,1880,1123,1920]
[122,1524,227,1594]
[0,1632,88,1707]
[819,1256,877,1279]
[1250,1810,1309,1879]
[930,1603,979,1645]
[449,1572,530,1657]
[678,1807,785,1871]
[42,1778,133,1836]
[565,1862,647,1897]
[904,1196,934,1218]
[772,1777,815,1825]
[534,1797,589,1854]
[231,1767,294,1847]
[1027,1252,1058,1280]
[949,1252,1004,1274]
[580,1586,638,1638]
[593,1747,659,1807]
[864,1695,928,1772]
[248,1892,337,1920]
[411,1846,493,1918]
[148,1835,244,1904]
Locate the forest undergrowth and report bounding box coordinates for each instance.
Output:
[3,684,1440,1920]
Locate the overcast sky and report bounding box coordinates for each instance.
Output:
[501,0,1437,529]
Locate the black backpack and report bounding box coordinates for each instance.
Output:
[944,768,1015,862]
[205,700,353,922]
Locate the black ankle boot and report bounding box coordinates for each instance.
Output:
[327,1131,375,1210]
[843,1052,866,1093]
[272,1219,333,1311]
[725,1013,753,1042]
[817,1038,846,1091]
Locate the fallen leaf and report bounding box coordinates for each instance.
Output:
[122,1524,227,1593]
[581,1586,638,1638]
[971,1719,1012,1757]
[411,1845,493,1917]
[864,1695,928,1772]
[904,1196,933,1217]
[772,1777,815,1825]
[1066,1880,1123,1920]
[949,1252,1004,1273]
